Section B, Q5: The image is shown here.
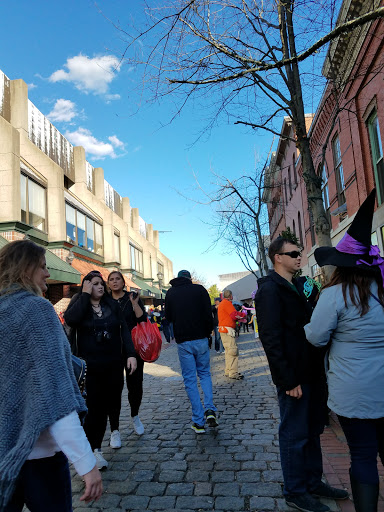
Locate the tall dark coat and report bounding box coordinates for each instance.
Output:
[165,277,213,343]
[255,271,325,391]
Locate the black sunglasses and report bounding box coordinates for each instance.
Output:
[278,251,302,258]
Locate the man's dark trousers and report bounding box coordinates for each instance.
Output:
[277,383,325,496]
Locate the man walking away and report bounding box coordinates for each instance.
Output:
[218,290,244,380]
[255,237,348,512]
[165,270,218,434]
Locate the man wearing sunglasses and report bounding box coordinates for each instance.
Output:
[255,237,347,512]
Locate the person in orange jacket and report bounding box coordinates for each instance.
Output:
[217,290,245,380]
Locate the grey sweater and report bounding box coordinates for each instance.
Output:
[305,283,384,419]
[0,289,87,509]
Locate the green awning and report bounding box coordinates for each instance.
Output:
[131,276,161,298]
[45,249,81,284]
[0,237,80,284]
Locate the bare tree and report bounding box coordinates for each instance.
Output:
[116,0,384,248]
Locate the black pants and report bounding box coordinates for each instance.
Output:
[6,452,72,512]
[125,356,144,417]
[338,415,384,485]
[84,364,124,450]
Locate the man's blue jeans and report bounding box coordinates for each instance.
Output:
[177,338,216,425]
[277,383,325,496]
[213,326,222,352]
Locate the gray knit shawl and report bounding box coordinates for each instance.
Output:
[0,289,87,509]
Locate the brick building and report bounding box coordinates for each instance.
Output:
[265,0,384,277]
[0,69,173,313]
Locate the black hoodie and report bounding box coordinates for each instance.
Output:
[165,277,213,343]
[255,271,325,391]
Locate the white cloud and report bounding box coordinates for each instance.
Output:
[105,93,121,101]
[108,135,125,149]
[47,99,77,123]
[28,83,37,90]
[49,54,121,95]
[64,127,126,160]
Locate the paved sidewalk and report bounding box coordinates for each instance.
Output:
[69,332,381,511]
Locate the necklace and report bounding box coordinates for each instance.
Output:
[91,303,103,318]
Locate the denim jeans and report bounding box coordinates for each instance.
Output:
[277,383,326,496]
[338,415,384,485]
[177,338,216,425]
[213,326,222,352]
[5,452,72,512]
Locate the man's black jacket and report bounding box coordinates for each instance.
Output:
[165,277,213,343]
[255,271,324,391]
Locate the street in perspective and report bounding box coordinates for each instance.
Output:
[70,332,382,512]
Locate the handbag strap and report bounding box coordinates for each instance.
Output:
[370,292,384,307]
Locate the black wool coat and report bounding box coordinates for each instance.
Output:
[255,271,325,391]
[165,277,213,343]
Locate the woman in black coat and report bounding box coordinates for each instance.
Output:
[64,271,137,470]
[107,271,147,436]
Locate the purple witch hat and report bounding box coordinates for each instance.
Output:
[314,189,384,280]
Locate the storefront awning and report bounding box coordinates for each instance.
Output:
[0,237,81,284]
[45,249,81,284]
[131,275,161,298]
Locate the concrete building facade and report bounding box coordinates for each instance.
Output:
[0,69,173,312]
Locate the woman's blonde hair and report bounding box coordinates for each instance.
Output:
[0,240,46,296]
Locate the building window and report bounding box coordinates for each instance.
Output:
[284,178,288,205]
[20,173,46,231]
[65,203,103,255]
[288,167,292,197]
[332,135,345,206]
[309,208,316,247]
[114,233,120,263]
[367,110,384,205]
[130,243,143,274]
[157,261,164,278]
[311,263,319,277]
[293,154,298,184]
[319,164,330,223]
[292,219,296,237]
[298,211,303,246]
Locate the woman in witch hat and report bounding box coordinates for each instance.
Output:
[305,189,384,512]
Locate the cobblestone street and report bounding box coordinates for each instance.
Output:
[70,332,381,512]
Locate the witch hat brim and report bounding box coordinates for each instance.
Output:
[314,189,376,268]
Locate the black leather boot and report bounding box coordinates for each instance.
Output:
[350,471,379,512]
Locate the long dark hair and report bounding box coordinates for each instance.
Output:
[323,266,384,316]
[81,271,108,295]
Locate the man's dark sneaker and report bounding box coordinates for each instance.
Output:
[286,493,330,512]
[205,409,218,427]
[311,482,349,500]
[228,373,244,380]
[191,423,205,434]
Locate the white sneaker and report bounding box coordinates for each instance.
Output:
[94,449,108,469]
[110,430,122,449]
[132,415,144,435]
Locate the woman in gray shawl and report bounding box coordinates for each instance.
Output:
[0,240,103,511]
[305,190,384,512]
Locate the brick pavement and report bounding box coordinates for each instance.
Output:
[69,331,381,511]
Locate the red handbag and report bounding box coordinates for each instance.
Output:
[131,319,162,362]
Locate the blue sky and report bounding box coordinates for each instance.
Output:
[0,0,325,286]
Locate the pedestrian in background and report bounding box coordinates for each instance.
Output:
[305,190,384,512]
[0,240,102,511]
[108,271,147,436]
[218,290,244,379]
[212,297,223,353]
[255,237,348,512]
[64,271,137,470]
[165,269,218,433]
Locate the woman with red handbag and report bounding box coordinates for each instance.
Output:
[108,272,147,436]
